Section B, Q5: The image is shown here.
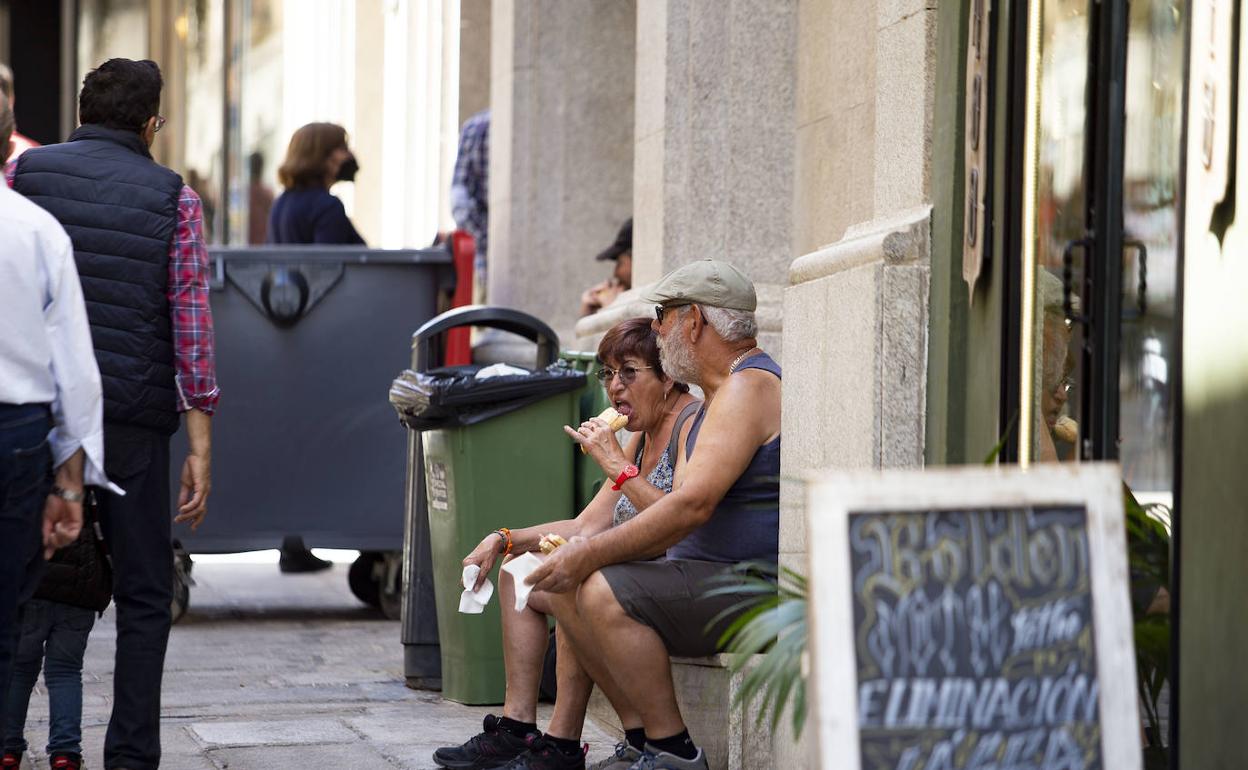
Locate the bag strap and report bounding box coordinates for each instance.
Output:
[667,400,703,464]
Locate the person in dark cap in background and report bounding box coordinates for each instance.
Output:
[580,217,633,317]
[0,63,40,167]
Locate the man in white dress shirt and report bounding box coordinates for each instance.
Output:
[0,93,114,714]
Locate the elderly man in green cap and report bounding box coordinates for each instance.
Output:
[526,260,781,770]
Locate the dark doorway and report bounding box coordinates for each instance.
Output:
[5,0,66,145]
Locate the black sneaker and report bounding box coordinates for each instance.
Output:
[433,715,533,769]
[498,734,587,770]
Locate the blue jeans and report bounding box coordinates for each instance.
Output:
[0,404,53,749]
[2,599,95,756]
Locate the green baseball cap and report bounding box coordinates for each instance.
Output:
[642,259,757,311]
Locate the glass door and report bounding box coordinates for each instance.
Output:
[1119,0,1185,509]
[1022,0,1094,465]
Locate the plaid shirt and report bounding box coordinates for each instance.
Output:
[7,162,220,414]
[451,109,490,279]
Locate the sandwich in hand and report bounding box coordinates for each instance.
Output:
[538,533,568,555]
[579,406,629,454]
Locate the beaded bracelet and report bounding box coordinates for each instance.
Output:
[493,527,513,556]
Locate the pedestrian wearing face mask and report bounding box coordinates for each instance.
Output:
[266,122,363,574]
[267,122,365,245]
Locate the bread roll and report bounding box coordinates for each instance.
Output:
[1053,415,1079,443]
[598,406,628,431]
[579,407,629,453]
[538,533,568,555]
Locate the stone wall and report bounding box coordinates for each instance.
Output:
[486,0,637,353]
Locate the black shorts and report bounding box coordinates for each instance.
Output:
[599,559,761,658]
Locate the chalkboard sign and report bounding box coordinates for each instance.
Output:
[806,464,1140,770]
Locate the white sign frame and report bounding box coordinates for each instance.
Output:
[806,463,1141,770]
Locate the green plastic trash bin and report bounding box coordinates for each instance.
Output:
[562,351,613,511]
[410,307,586,705]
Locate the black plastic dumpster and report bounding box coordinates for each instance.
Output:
[392,306,585,703]
[170,245,452,617]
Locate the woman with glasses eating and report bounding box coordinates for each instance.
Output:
[436,318,699,770]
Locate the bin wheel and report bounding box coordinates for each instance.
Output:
[378,552,403,620]
[171,540,194,625]
[349,552,384,608]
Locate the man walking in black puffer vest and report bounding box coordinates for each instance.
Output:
[9,58,218,770]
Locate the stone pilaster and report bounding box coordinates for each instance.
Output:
[458,0,491,125]
[782,0,939,764]
[578,0,796,357]
[484,0,636,356]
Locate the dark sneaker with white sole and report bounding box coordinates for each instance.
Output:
[587,742,643,770]
[627,745,709,770]
[433,715,534,769]
[497,734,587,770]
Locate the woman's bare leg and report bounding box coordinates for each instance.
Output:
[498,567,553,723]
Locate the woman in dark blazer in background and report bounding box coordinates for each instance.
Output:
[267,122,365,245]
[267,123,363,573]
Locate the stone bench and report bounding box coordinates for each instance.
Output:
[585,655,774,770]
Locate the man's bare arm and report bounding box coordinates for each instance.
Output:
[527,373,778,592]
[175,408,212,529]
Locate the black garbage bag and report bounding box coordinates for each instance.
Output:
[390,362,586,430]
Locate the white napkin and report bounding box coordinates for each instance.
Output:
[459,564,495,614]
[500,553,544,611]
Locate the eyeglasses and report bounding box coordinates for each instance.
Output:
[153,115,167,133]
[654,304,690,323]
[596,365,654,385]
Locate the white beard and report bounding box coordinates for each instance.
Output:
[658,331,701,385]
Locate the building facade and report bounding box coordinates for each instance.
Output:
[4,1,1244,767]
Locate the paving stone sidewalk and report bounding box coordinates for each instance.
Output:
[11,561,618,769]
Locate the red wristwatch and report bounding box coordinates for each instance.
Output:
[611,464,640,491]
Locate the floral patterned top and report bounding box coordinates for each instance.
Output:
[612,444,675,528]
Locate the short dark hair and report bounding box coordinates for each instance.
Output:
[79,58,163,133]
[0,94,14,165]
[597,317,691,393]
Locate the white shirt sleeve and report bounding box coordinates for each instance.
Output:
[42,224,122,495]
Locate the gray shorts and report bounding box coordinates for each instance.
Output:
[599,559,760,658]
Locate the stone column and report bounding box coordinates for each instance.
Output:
[458,0,491,124]
[576,0,795,355]
[484,0,636,356]
[780,0,938,762]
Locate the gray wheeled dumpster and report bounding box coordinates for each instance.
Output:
[170,245,452,617]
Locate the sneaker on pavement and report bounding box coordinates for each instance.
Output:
[588,742,643,770]
[433,715,534,769]
[497,735,586,770]
[1,751,21,769]
[50,753,83,770]
[627,745,709,770]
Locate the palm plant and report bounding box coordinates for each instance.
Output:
[704,562,809,737]
[1123,486,1172,767]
